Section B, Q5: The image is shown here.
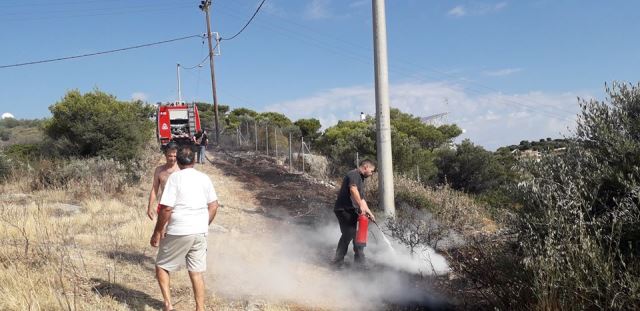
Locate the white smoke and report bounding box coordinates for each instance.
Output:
[206,217,450,310]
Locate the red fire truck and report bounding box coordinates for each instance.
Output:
[156,102,202,146]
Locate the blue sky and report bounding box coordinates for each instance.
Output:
[1,0,639,150]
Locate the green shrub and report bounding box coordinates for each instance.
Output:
[30,155,152,197]
[43,89,154,162]
[515,82,640,309]
[0,152,10,182]
[0,129,9,141]
[317,108,458,179]
[394,188,436,211]
[3,143,41,162]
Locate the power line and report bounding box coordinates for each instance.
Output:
[182,40,220,70]
[216,3,575,122]
[220,0,267,41]
[182,55,209,70]
[0,34,204,69]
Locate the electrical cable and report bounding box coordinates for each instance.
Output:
[182,55,209,70]
[215,3,575,122]
[182,40,219,70]
[220,0,267,41]
[0,34,205,69]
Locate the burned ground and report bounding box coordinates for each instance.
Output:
[211,150,337,224]
[208,149,458,311]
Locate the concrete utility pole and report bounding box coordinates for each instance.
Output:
[372,0,395,217]
[199,0,220,145]
[176,63,182,103]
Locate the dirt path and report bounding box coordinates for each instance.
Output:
[142,149,450,310]
[0,148,452,310]
[202,150,351,310]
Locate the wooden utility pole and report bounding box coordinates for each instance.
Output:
[199,0,220,145]
[372,0,395,217]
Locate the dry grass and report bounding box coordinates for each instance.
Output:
[0,150,319,310]
[366,174,498,236]
[0,175,160,310]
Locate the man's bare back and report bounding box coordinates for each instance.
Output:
[147,148,180,220]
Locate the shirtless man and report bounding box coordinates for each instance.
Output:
[147,142,180,220]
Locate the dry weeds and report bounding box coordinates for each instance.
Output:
[0,149,330,310]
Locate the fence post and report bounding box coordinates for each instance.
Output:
[301,136,305,173]
[289,132,293,172]
[254,121,258,151]
[245,121,249,146]
[416,164,421,183]
[356,152,359,167]
[274,127,278,158]
[265,125,269,155]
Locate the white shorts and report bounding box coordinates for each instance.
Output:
[156,234,207,272]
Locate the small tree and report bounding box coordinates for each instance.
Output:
[195,102,229,130]
[436,139,507,194]
[294,118,321,142]
[386,203,444,254]
[516,82,640,309]
[44,89,154,162]
[257,112,293,128]
[0,152,10,182]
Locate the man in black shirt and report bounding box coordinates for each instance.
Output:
[332,159,376,267]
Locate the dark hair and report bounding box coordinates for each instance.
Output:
[176,146,195,165]
[163,141,178,154]
[359,159,376,168]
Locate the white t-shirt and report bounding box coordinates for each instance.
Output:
[160,168,218,235]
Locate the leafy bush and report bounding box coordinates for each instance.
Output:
[0,152,10,182]
[317,108,460,178]
[30,156,148,197]
[436,139,513,194]
[257,112,292,128]
[294,118,321,143]
[226,107,258,129]
[317,120,376,173]
[43,90,154,162]
[515,82,640,309]
[0,118,20,128]
[195,102,229,131]
[3,143,41,162]
[0,129,9,141]
[0,118,44,129]
[394,188,435,212]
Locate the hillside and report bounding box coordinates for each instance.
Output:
[0,148,453,310]
[0,122,43,148]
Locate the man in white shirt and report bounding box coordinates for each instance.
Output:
[150,146,219,311]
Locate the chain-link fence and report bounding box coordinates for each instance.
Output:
[216,119,326,176]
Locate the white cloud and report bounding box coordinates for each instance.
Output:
[495,1,508,10]
[447,5,466,17]
[131,92,148,101]
[266,82,590,150]
[448,1,508,17]
[305,0,332,20]
[484,67,522,76]
[1,112,15,119]
[262,1,286,17]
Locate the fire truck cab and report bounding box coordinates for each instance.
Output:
[156,102,202,146]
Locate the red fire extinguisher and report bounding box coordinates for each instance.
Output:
[355,214,369,247]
